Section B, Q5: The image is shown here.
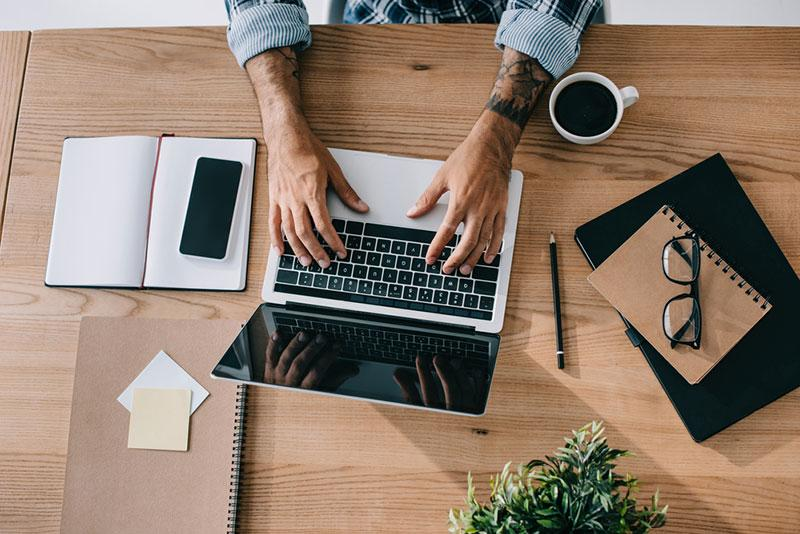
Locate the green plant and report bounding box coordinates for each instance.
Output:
[449,421,667,534]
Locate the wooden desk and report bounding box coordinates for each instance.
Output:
[0,32,29,239]
[1,25,798,533]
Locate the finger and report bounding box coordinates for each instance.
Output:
[393,368,422,405]
[281,205,312,267]
[328,159,369,213]
[406,176,446,218]
[263,331,283,382]
[299,343,339,389]
[292,207,330,269]
[433,355,460,410]
[460,221,494,275]
[444,218,483,275]
[485,211,505,264]
[308,200,347,260]
[269,202,284,256]
[285,333,328,386]
[275,331,313,380]
[416,355,439,407]
[425,204,462,265]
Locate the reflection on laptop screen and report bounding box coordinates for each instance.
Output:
[212,303,499,416]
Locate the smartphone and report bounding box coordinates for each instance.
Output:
[179,157,243,260]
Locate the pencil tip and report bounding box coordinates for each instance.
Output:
[550,232,555,244]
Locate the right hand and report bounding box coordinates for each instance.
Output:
[266,119,369,268]
[263,330,358,390]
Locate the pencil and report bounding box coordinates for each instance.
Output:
[549,233,565,369]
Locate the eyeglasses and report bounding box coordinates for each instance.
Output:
[662,232,702,349]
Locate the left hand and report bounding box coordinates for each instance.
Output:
[406,113,513,275]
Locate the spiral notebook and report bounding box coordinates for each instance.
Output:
[60,317,247,533]
[588,206,772,384]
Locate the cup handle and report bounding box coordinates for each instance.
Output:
[620,86,639,108]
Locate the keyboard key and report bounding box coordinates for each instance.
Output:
[293,257,307,271]
[276,269,298,284]
[474,281,497,295]
[377,239,391,253]
[472,265,499,281]
[368,267,382,281]
[351,250,366,264]
[391,241,406,255]
[381,254,396,268]
[428,275,443,289]
[329,276,344,290]
[346,235,362,249]
[308,262,322,273]
[382,269,398,283]
[421,244,429,258]
[459,279,474,293]
[344,279,358,292]
[358,280,373,294]
[413,273,428,286]
[444,277,458,291]
[419,288,433,302]
[345,221,364,234]
[279,256,293,269]
[388,284,403,298]
[374,282,388,296]
[397,257,411,270]
[314,275,328,288]
[364,223,436,243]
[299,273,314,286]
[411,258,426,272]
[434,290,448,304]
[398,271,413,285]
[448,292,464,307]
[406,243,422,256]
[478,253,501,268]
[362,237,376,251]
[403,286,418,301]
[354,265,368,278]
[323,263,337,275]
[338,263,353,277]
[441,247,453,260]
[464,294,479,308]
[332,218,345,232]
[425,261,441,274]
[479,296,495,310]
[282,241,295,256]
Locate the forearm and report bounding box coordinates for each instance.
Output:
[245,47,306,145]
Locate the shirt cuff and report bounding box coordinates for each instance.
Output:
[495,9,584,80]
[227,3,311,68]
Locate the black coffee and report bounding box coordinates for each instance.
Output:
[554,81,617,137]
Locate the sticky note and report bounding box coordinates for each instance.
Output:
[127,388,191,452]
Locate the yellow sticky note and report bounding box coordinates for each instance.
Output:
[127,388,191,451]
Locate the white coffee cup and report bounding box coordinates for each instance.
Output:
[549,72,639,145]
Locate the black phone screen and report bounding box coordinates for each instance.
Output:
[179,157,243,259]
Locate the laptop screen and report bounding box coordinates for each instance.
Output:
[212,303,499,415]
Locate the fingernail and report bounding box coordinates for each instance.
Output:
[356,200,369,211]
[272,246,281,256]
[298,331,308,342]
[319,258,330,269]
[337,250,347,259]
[405,205,417,217]
[299,255,311,267]
[460,264,472,275]
[442,265,452,274]
[315,334,326,345]
[271,332,279,341]
[485,254,495,264]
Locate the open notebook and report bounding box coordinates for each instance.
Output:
[588,205,772,384]
[46,136,256,290]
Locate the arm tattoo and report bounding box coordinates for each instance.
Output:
[485,54,550,129]
[276,48,300,80]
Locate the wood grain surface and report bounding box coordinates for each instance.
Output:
[0,25,798,533]
[0,32,29,240]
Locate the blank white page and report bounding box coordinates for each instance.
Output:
[144,137,256,290]
[45,136,158,287]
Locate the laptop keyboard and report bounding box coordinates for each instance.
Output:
[273,218,500,321]
[273,313,491,367]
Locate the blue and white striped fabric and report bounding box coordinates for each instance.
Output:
[224,0,602,80]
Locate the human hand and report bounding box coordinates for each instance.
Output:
[263,330,358,390]
[393,355,484,412]
[406,114,512,275]
[266,118,369,268]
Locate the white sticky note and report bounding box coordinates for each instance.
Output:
[127,388,191,451]
[118,351,209,414]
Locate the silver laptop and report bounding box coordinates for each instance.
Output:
[212,148,522,415]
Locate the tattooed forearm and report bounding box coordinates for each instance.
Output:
[485,48,552,130]
[276,48,300,80]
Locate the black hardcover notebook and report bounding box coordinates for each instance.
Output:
[575,153,800,442]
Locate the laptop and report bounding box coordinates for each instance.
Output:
[212,148,523,415]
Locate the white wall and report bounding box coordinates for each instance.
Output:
[605,0,800,26]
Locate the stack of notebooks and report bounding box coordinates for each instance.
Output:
[576,154,800,441]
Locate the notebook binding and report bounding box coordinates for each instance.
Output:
[661,206,770,310]
[227,384,247,533]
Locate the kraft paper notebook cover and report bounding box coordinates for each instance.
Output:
[588,206,772,384]
[575,153,800,442]
[61,317,246,534]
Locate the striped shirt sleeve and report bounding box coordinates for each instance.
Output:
[225,0,312,68]
[496,0,603,79]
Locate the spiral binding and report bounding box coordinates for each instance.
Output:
[661,206,770,310]
[226,384,247,534]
